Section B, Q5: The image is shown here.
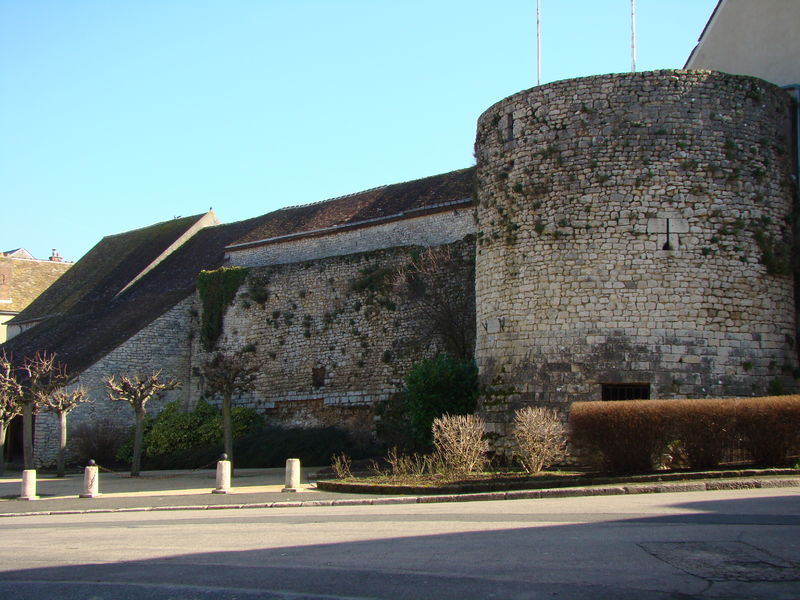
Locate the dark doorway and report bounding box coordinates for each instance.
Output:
[4,415,24,467]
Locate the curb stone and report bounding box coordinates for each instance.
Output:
[0,477,797,518]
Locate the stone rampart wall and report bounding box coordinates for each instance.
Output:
[189,237,476,435]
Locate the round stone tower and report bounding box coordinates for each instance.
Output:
[473,70,797,444]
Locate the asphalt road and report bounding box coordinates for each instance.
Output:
[1,488,798,599]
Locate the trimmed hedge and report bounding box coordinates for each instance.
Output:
[569,396,800,473]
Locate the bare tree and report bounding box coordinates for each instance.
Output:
[104,371,180,476]
[395,245,475,360]
[20,352,69,470]
[202,351,257,467]
[44,386,91,477]
[0,352,23,476]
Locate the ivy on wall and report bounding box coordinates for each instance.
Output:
[197,267,249,350]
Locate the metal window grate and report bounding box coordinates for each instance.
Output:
[601,383,650,401]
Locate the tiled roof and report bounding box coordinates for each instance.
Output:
[230,168,475,249]
[1,167,474,375]
[1,214,273,374]
[2,248,35,260]
[9,214,212,325]
[0,257,72,314]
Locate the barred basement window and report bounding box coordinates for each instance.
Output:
[601,383,650,401]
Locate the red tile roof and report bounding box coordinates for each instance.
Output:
[229,168,475,250]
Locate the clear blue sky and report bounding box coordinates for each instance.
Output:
[2,0,718,262]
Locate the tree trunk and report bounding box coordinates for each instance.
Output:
[0,421,6,477]
[57,411,67,478]
[23,402,34,470]
[222,393,233,468]
[132,409,145,477]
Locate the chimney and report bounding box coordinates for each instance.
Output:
[50,249,63,262]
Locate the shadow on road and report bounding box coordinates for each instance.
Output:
[0,494,798,599]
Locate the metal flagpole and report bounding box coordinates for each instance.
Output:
[630,0,637,72]
[537,0,542,85]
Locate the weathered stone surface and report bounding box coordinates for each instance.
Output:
[474,70,797,452]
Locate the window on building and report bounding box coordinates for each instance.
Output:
[601,383,650,401]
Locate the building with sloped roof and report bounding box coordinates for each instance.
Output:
[1,171,477,466]
[0,249,72,343]
[685,0,800,88]
[3,0,799,467]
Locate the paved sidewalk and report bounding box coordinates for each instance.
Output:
[2,467,798,517]
[0,467,383,515]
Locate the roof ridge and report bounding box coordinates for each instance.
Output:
[280,184,389,212]
[101,212,208,240]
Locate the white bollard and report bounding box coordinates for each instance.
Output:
[282,458,301,492]
[79,460,100,498]
[20,469,38,501]
[213,454,231,494]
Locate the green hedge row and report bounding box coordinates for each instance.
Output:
[569,396,800,473]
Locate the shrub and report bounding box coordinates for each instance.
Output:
[570,396,800,473]
[569,401,668,473]
[511,406,566,473]
[116,399,259,467]
[70,419,131,467]
[659,399,736,469]
[432,413,488,475]
[404,354,479,447]
[374,394,417,451]
[383,446,438,477]
[330,452,352,479]
[735,395,800,466]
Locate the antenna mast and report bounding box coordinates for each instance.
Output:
[536,0,542,85]
[630,0,637,72]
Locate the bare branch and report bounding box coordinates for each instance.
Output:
[45,386,90,416]
[0,351,23,427]
[21,351,70,409]
[104,371,180,414]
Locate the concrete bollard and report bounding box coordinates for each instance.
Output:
[20,469,38,501]
[79,460,101,498]
[213,454,231,494]
[282,458,301,492]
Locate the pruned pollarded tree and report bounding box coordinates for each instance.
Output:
[104,371,180,476]
[44,386,91,477]
[0,352,23,476]
[202,350,258,467]
[20,352,70,470]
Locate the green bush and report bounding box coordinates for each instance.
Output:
[404,354,479,447]
[115,397,381,469]
[375,393,417,451]
[116,399,259,467]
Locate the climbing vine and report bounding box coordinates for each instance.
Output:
[197,267,249,350]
